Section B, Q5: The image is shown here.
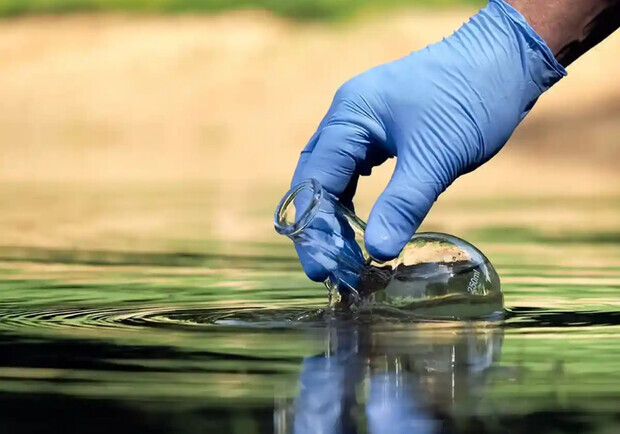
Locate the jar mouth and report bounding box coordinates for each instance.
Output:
[274,179,323,237]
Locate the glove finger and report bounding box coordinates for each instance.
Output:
[365,161,444,261]
[295,240,337,282]
[289,130,343,281]
[300,123,370,197]
[290,115,386,281]
[292,130,321,188]
[293,124,374,282]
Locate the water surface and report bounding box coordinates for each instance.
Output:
[0,187,618,433]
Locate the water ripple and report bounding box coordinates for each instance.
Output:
[1,304,619,334]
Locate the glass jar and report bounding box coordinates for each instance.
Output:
[275,179,503,318]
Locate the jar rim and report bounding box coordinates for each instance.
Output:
[274,179,323,237]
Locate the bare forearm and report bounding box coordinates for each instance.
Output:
[506,0,620,66]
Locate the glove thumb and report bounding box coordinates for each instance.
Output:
[365,163,444,261]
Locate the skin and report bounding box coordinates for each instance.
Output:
[507,0,620,65]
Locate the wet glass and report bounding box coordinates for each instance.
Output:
[274,179,503,319]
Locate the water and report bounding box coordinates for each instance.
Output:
[0,185,618,433]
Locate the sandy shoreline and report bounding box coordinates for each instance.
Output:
[0,11,617,187]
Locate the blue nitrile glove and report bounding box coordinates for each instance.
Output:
[292,0,565,280]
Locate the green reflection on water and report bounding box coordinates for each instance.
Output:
[0,189,618,433]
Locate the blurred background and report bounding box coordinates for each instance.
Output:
[0,0,618,262]
[0,3,618,432]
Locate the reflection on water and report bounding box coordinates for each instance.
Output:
[0,256,619,433]
[279,319,503,434]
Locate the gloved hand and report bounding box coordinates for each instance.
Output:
[292,0,565,281]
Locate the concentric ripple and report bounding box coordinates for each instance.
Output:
[0,305,333,333]
[1,304,619,335]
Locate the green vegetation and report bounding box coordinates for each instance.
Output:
[0,0,483,20]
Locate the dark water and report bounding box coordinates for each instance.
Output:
[0,242,619,434]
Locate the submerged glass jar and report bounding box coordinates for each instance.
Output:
[274,179,503,318]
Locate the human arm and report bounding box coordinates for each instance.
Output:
[507,0,619,66]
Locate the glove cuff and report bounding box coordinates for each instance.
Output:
[487,0,567,92]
